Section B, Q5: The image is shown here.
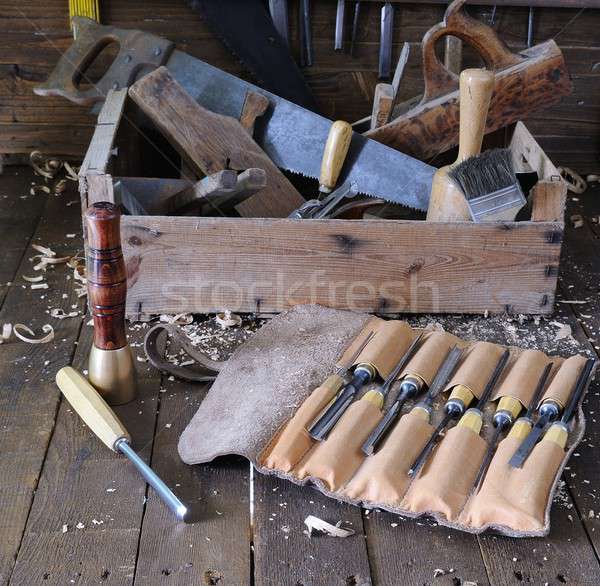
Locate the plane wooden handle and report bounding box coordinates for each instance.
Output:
[456,68,495,161]
[85,202,128,351]
[319,120,353,193]
[56,367,131,451]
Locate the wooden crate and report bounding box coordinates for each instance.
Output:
[79,90,567,319]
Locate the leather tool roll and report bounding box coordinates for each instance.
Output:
[179,306,594,537]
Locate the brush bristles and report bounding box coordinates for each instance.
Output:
[448,148,517,200]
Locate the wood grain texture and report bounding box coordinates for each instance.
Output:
[128,67,304,218]
[118,215,562,317]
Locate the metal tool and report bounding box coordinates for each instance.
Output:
[350,1,361,57]
[309,334,421,442]
[289,181,359,219]
[379,2,394,80]
[527,7,534,48]
[510,359,595,468]
[186,0,316,111]
[35,18,435,211]
[335,0,346,51]
[472,362,553,492]
[409,349,510,477]
[448,148,527,222]
[299,0,313,67]
[269,0,289,46]
[85,202,136,405]
[362,344,462,456]
[538,359,595,451]
[56,367,188,521]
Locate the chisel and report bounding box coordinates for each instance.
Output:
[379,2,394,80]
[409,349,510,477]
[527,7,534,48]
[349,1,361,57]
[335,0,346,51]
[56,367,188,522]
[472,362,553,492]
[536,359,595,452]
[362,344,463,456]
[308,333,422,442]
[268,0,289,47]
[509,359,595,468]
[299,0,313,67]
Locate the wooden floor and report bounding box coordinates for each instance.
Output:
[1,166,599,586]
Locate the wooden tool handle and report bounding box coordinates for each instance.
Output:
[420,0,521,103]
[319,120,353,193]
[56,367,131,451]
[457,68,495,162]
[85,202,128,351]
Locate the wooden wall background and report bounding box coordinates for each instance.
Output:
[0,1,599,172]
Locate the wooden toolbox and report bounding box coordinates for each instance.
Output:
[79,90,567,319]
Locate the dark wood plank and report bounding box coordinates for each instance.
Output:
[133,375,251,585]
[9,325,161,585]
[0,166,48,310]
[0,181,86,583]
[253,473,372,586]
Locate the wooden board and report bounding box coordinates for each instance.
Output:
[128,67,304,219]
[118,215,562,317]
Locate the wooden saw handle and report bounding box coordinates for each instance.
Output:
[56,367,131,451]
[420,0,522,103]
[319,120,353,193]
[85,202,128,351]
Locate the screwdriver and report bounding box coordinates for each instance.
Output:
[537,359,595,452]
[362,343,462,456]
[56,367,188,521]
[308,333,421,442]
[510,358,595,467]
[472,362,553,492]
[409,349,510,478]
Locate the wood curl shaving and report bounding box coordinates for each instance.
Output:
[303,515,355,538]
[159,313,193,325]
[0,323,12,344]
[29,151,80,196]
[13,323,54,344]
[23,275,44,283]
[50,308,79,319]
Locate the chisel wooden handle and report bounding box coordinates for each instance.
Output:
[319,120,353,194]
[456,68,494,161]
[86,202,128,351]
[56,366,130,451]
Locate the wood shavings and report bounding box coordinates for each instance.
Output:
[32,244,56,257]
[30,185,51,196]
[303,515,355,538]
[0,323,12,344]
[50,308,79,319]
[31,283,49,290]
[550,321,574,342]
[63,161,79,181]
[159,313,193,325]
[216,310,242,329]
[13,323,54,344]
[570,214,584,228]
[22,275,44,283]
[29,151,80,195]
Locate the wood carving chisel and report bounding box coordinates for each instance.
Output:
[362,343,462,456]
[378,2,394,80]
[269,0,289,46]
[335,0,346,51]
[308,334,422,442]
[56,367,189,522]
[299,0,313,67]
[472,362,553,492]
[536,359,595,453]
[527,7,534,48]
[509,359,595,468]
[350,1,361,57]
[409,349,510,477]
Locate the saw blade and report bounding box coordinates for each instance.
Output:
[166,50,434,210]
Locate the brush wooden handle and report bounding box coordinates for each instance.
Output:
[85,202,128,351]
[426,68,495,222]
[319,120,353,193]
[56,366,131,451]
[457,68,495,161]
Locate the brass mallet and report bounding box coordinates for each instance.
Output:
[86,201,136,405]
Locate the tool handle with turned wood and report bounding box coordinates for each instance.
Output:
[85,202,128,351]
[319,120,353,193]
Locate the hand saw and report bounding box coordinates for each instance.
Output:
[34,18,434,210]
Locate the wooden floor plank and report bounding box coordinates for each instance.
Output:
[253,473,372,586]
[0,179,85,584]
[0,166,48,309]
[133,373,252,585]
[10,325,160,586]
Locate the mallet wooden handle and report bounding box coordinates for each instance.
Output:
[457,68,494,161]
[319,120,353,194]
[56,367,130,451]
[85,202,128,351]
